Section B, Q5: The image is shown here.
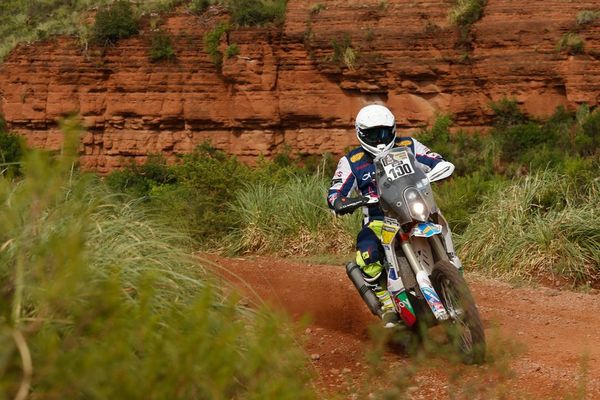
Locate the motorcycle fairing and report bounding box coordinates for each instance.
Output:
[374,147,439,225]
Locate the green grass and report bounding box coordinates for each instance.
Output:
[0,1,189,61]
[226,174,362,255]
[457,170,599,287]
[0,119,317,398]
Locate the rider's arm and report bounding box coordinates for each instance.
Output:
[411,137,444,170]
[327,156,357,211]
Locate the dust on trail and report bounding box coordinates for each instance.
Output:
[205,255,600,399]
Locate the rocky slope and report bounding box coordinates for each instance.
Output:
[1,1,599,172]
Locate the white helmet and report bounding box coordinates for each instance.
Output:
[355,104,396,156]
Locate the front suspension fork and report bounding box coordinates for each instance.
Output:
[400,237,449,321]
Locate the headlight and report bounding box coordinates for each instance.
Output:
[404,188,430,221]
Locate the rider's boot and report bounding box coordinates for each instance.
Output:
[374,289,399,328]
[364,273,399,328]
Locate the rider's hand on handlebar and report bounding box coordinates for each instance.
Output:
[333,196,377,215]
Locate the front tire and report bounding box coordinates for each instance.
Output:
[431,260,486,364]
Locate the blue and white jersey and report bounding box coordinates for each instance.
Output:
[327,136,444,224]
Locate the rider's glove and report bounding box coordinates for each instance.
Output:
[333,196,376,215]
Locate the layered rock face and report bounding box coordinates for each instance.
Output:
[1,0,599,172]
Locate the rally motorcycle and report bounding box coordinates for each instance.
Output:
[344,147,486,364]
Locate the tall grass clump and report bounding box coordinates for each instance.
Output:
[449,0,487,27]
[458,170,600,286]
[0,118,316,399]
[330,33,358,69]
[576,10,600,26]
[228,174,361,255]
[557,32,585,55]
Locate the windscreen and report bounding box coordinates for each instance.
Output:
[374,147,438,224]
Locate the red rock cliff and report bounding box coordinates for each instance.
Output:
[1,0,599,172]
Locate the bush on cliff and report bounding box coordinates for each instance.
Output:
[92,0,139,45]
[150,30,176,62]
[227,0,288,26]
[449,0,487,27]
[204,22,230,67]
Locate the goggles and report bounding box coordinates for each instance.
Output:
[359,126,395,146]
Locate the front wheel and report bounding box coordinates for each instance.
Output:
[431,260,486,364]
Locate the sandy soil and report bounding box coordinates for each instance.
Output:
[204,255,600,399]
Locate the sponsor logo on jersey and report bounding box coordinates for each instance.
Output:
[398,139,412,147]
[350,152,364,163]
[361,171,376,181]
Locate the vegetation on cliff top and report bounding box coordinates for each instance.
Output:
[0,0,288,61]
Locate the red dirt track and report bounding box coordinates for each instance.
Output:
[206,255,600,399]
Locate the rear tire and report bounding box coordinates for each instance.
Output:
[431,260,486,364]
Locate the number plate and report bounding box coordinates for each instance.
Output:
[381,151,415,180]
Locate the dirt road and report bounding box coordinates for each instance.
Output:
[206,255,600,399]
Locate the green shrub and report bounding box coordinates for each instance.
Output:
[0,125,24,176]
[167,143,252,242]
[204,21,230,67]
[557,32,585,55]
[92,0,139,45]
[105,155,177,198]
[150,30,176,62]
[493,123,551,163]
[449,0,487,27]
[576,10,600,26]
[225,43,240,58]
[228,0,288,26]
[415,114,494,176]
[489,98,529,128]
[576,109,600,156]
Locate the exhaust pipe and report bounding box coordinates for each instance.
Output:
[346,262,382,316]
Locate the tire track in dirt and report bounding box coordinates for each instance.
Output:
[206,255,600,399]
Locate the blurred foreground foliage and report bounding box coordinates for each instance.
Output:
[0,118,316,399]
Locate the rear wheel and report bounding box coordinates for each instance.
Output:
[431,260,486,364]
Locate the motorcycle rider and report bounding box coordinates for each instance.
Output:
[327,104,460,328]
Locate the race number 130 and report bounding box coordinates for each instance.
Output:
[387,163,414,179]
